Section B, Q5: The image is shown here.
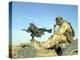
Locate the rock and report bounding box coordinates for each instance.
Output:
[11,43,57,59]
[10,39,78,58]
[62,39,78,55]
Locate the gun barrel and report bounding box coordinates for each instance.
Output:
[22,29,31,33]
[46,29,52,33]
[22,29,27,31]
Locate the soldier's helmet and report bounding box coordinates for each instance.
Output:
[55,16,63,25]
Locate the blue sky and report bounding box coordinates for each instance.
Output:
[11,2,78,45]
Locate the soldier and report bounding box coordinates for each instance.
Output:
[32,16,75,55]
[54,16,75,43]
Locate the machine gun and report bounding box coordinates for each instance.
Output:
[22,23,52,39]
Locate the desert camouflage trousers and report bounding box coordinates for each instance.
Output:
[32,34,69,50]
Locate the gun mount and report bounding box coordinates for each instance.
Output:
[22,23,52,40]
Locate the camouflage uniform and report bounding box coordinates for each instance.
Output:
[32,16,75,49]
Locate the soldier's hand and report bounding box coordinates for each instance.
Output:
[54,25,56,33]
[54,25,56,27]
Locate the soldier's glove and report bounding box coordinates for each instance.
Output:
[54,25,56,33]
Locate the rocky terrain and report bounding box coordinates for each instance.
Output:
[62,39,78,55]
[10,43,57,59]
[9,39,78,59]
